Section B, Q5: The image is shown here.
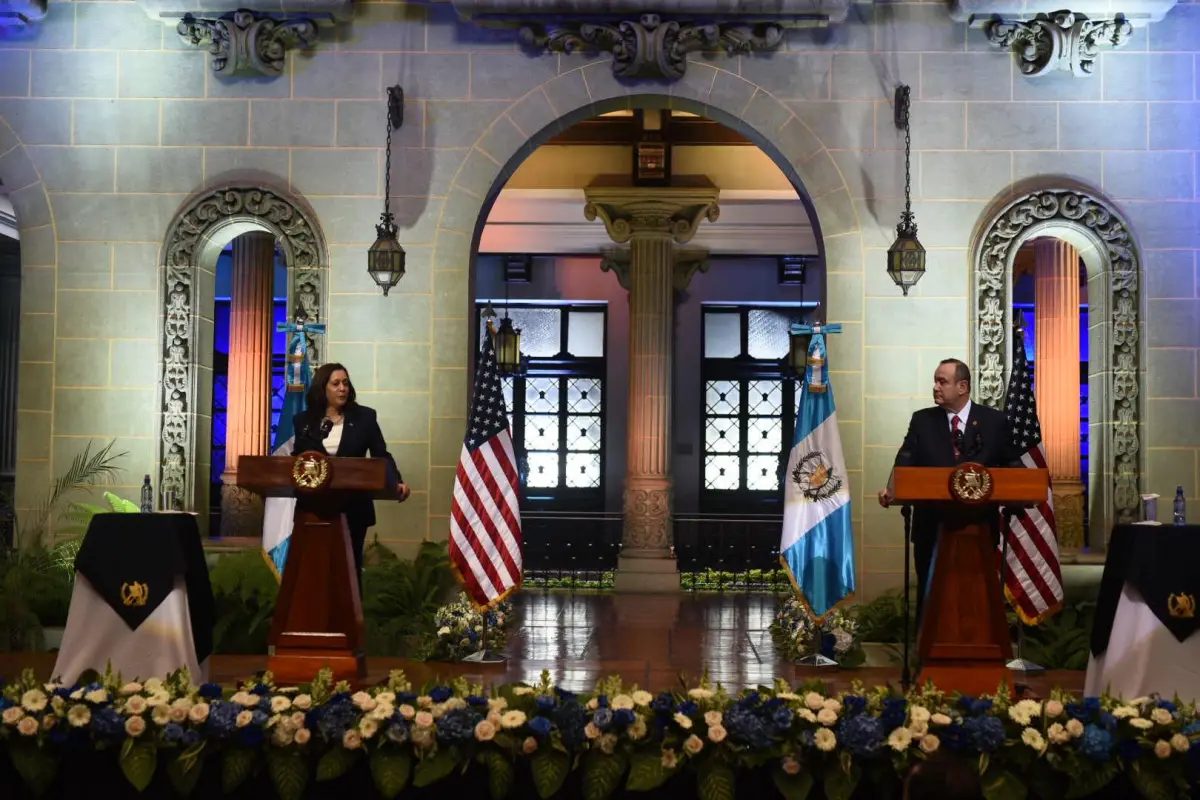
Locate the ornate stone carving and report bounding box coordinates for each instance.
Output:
[622,484,672,552]
[0,0,46,30]
[1052,482,1086,550]
[983,11,1132,77]
[600,246,709,291]
[219,484,264,537]
[584,184,720,245]
[177,9,318,78]
[159,186,327,510]
[973,188,1141,524]
[519,14,785,80]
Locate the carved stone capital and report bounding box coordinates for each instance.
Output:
[584,182,720,246]
[622,478,672,553]
[0,0,46,31]
[983,11,1132,77]
[177,9,318,77]
[600,246,709,291]
[518,15,789,80]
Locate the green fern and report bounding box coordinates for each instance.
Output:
[19,440,128,547]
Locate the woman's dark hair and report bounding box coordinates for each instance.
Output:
[904,754,984,800]
[306,362,357,417]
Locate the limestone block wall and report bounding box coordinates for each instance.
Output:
[0,0,1197,597]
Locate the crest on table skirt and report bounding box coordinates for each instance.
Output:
[949,462,994,504]
[292,451,331,492]
[1169,593,1196,619]
[120,581,149,607]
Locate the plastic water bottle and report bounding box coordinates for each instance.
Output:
[140,475,153,513]
[1174,486,1186,525]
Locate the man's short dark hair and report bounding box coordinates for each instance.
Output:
[904,754,984,800]
[939,358,971,388]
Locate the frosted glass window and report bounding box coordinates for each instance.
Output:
[565,453,601,488]
[525,377,559,413]
[705,380,740,416]
[704,455,740,490]
[566,378,601,414]
[524,414,559,451]
[567,310,605,357]
[704,312,740,358]
[747,309,792,360]
[478,308,561,357]
[746,456,781,490]
[526,453,559,488]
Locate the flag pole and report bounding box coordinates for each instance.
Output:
[462,608,505,664]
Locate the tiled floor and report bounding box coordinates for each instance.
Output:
[3,591,1087,696]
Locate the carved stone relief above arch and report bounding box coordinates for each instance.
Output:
[972,188,1141,530]
[158,186,328,511]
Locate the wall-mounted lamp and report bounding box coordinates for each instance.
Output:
[368,85,406,296]
[886,85,925,296]
[778,255,810,286]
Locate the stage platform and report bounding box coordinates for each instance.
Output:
[0,592,1085,696]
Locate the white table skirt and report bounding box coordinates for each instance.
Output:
[1085,583,1200,702]
[52,574,209,686]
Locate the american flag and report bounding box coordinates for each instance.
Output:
[1001,327,1065,625]
[448,325,523,610]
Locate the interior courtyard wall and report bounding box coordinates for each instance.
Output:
[0,2,1197,594]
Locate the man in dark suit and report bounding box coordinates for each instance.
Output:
[877,358,1020,625]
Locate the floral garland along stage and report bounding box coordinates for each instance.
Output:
[3,666,1200,800]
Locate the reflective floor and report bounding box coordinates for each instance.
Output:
[5,591,1086,695]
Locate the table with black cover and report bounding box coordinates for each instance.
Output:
[52,513,215,686]
[1084,523,1200,701]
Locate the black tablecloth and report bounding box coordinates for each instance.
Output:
[1091,524,1200,657]
[74,513,215,662]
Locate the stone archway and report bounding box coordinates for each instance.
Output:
[158,185,329,510]
[971,186,1142,532]
[0,116,58,525]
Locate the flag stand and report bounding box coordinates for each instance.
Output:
[795,620,838,668]
[462,614,505,664]
[1000,506,1045,675]
[1006,624,1044,674]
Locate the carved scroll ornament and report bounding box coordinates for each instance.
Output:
[984,11,1132,77]
[177,9,318,77]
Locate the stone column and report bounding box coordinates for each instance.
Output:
[1033,237,1085,549]
[220,231,276,537]
[0,262,19,481]
[584,181,720,591]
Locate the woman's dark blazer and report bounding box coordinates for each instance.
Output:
[291,404,401,530]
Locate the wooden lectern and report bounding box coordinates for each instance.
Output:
[238,453,391,685]
[893,463,1048,696]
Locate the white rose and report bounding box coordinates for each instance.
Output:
[1171,733,1190,753]
[143,679,164,693]
[1156,740,1173,759]
[909,705,931,724]
[291,712,306,728]
[1048,723,1071,744]
[817,708,838,726]
[352,692,376,712]
[687,689,713,701]
[271,696,292,713]
[294,728,311,745]
[17,717,39,737]
[124,696,148,716]
[146,691,171,708]
[125,716,146,737]
[931,713,952,727]
[1151,708,1174,726]
[704,711,723,727]
[1022,727,1046,753]
[1066,719,1084,738]
[611,695,635,710]
[1044,700,1064,718]
[414,711,434,728]
[119,683,144,696]
[822,699,842,714]
[919,734,940,754]
[584,722,601,740]
[522,736,538,755]
[236,710,254,728]
[586,698,599,711]
[475,720,496,742]
[151,705,171,726]
[673,712,693,730]
[189,703,210,724]
[343,730,362,750]
[814,728,837,752]
[805,692,824,710]
[399,704,416,720]
[707,724,727,743]
[1130,718,1154,730]
[683,735,704,755]
[887,727,913,752]
[2,707,24,725]
[292,695,312,711]
[631,691,653,707]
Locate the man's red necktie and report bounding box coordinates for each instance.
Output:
[951,415,961,459]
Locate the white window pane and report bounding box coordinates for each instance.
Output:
[566,378,601,414]
[526,452,559,487]
[747,455,782,491]
[501,377,514,413]
[705,380,740,415]
[747,309,793,360]
[567,415,602,451]
[480,307,562,357]
[747,380,783,416]
[524,414,559,450]
[705,417,741,453]
[747,417,782,454]
[525,377,559,413]
[567,310,605,358]
[565,452,601,488]
[704,455,740,490]
[704,312,740,358]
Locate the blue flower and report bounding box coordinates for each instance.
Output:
[437,709,482,745]
[181,729,201,747]
[958,696,994,716]
[773,707,794,730]
[0,698,11,711]
[964,716,1006,754]
[163,723,185,743]
[740,692,761,708]
[528,716,552,738]
[239,725,264,747]
[554,702,589,749]
[679,701,698,717]
[536,695,556,713]
[1116,738,1142,761]
[554,688,577,704]
[724,705,773,751]
[881,698,908,731]
[613,709,635,727]
[430,686,453,704]
[940,724,973,753]
[398,692,417,704]
[593,708,614,730]
[843,696,867,716]
[1078,724,1114,761]
[312,698,357,741]
[251,684,269,697]
[1158,700,1178,714]
[820,632,837,658]
[467,695,489,708]
[205,702,240,738]
[1183,721,1200,736]
[1065,703,1089,721]
[651,694,675,720]
[1099,712,1117,732]
[837,714,885,758]
[251,709,269,727]
[595,695,609,709]
[198,683,223,700]
[90,707,124,739]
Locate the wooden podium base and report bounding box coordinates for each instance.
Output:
[268,651,365,686]
[916,665,1012,699]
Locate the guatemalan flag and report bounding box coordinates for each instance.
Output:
[261,384,307,580]
[779,323,856,621]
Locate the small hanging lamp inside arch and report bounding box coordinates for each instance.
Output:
[493,315,524,376]
[368,85,407,296]
[887,85,926,296]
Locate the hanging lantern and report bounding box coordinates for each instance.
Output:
[368,86,407,296]
[494,316,523,375]
[787,328,812,377]
[887,85,925,296]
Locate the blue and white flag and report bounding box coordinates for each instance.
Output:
[779,324,856,621]
[262,327,313,580]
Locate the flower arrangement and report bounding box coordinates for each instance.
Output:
[771,595,866,667]
[428,593,514,662]
[2,665,1200,800]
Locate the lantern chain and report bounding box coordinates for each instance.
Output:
[897,85,917,238]
[380,87,398,233]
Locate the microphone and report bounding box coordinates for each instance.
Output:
[319,418,334,440]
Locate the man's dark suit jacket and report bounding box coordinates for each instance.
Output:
[292,404,401,531]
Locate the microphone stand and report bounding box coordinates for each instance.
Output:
[901,504,913,692]
[1001,505,1044,675]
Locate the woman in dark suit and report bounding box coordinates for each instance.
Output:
[292,362,410,588]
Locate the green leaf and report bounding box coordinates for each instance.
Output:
[981,769,1028,800]
[483,750,514,800]
[317,747,357,782]
[582,751,628,800]
[266,749,309,800]
[221,747,256,794]
[120,740,158,792]
[822,761,861,800]
[772,765,815,800]
[413,748,457,788]
[697,760,736,800]
[1130,761,1176,800]
[166,751,205,798]
[370,749,412,800]
[1064,760,1118,800]
[531,748,570,799]
[626,752,672,792]
[10,746,58,797]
